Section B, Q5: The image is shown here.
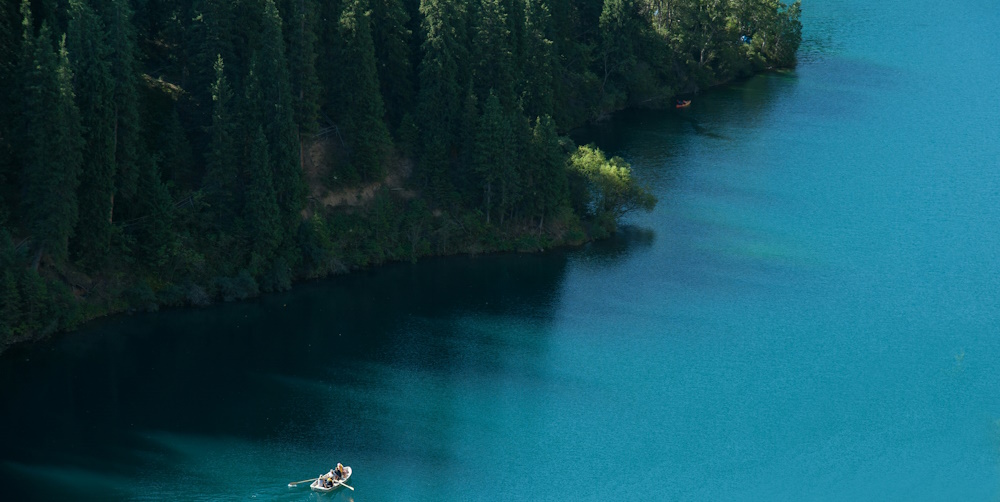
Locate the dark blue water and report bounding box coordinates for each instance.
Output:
[3,0,1000,499]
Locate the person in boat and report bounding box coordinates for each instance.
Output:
[334,463,345,480]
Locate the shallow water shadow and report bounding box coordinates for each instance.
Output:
[683,117,726,139]
[573,225,656,267]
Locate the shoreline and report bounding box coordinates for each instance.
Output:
[0,64,798,357]
[0,209,596,356]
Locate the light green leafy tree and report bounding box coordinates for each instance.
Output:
[569,145,656,220]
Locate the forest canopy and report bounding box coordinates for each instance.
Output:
[0,0,801,348]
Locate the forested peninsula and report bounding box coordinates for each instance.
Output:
[0,0,801,352]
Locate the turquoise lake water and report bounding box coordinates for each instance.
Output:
[3,0,1000,499]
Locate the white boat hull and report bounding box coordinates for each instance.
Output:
[310,466,352,492]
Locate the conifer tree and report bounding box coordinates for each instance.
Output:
[0,0,19,213]
[203,55,241,227]
[529,114,567,226]
[370,0,413,130]
[68,0,116,264]
[316,0,345,109]
[337,0,391,181]
[504,111,530,224]
[18,11,84,268]
[133,157,175,267]
[0,231,22,341]
[0,1,17,101]
[154,108,196,188]
[457,83,479,191]
[545,0,595,127]
[257,0,306,227]
[188,0,238,117]
[0,268,20,342]
[416,0,468,197]
[17,263,49,334]
[473,92,515,224]
[279,0,321,134]
[244,125,282,272]
[452,75,482,205]
[242,56,266,137]
[472,0,516,108]
[502,0,526,88]
[521,0,555,120]
[598,0,639,101]
[96,0,144,212]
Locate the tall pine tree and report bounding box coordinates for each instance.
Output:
[521,0,555,120]
[472,0,516,108]
[67,0,116,264]
[529,114,567,227]
[0,0,20,217]
[278,0,321,134]
[416,0,469,199]
[316,0,345,114]
[0,265,21,343]
[598,0,640,104]
[18,7,84,268]
[243,125,282,272]
[95,0,144,213]
[0,230,23,342]
[187,0,238,120]
[370,0,412,131]
[202,55,241,228]
[256,0,306,228]
[132,157,175,267]
[473,92,516,225]
[336,0,391,182]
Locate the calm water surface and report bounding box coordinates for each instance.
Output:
[3,0,1000,499]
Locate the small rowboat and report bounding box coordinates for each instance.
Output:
[310,466,352,492]
[676,100,691,108]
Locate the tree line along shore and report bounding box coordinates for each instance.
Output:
[0,0,801,352]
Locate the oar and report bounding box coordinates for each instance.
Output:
[336,481,355,491]
[287,477,317,487]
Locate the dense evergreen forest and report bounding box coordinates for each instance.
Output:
[0,0,801,350]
